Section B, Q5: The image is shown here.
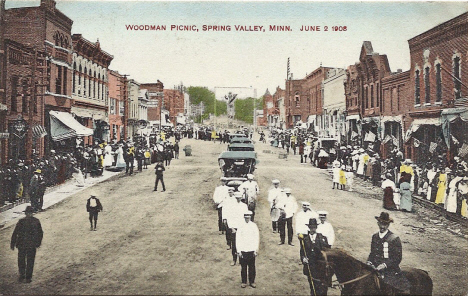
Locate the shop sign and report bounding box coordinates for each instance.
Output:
[0,103,7,111]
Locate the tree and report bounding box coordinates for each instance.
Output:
[234,96,264,124]
[187,86,227,123]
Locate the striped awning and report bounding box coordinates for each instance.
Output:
[32,125,47,139]
[50,111,93,141]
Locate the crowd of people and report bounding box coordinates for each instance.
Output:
[0,129,185,211]
[212,175,336,293]
[266,127,468,218]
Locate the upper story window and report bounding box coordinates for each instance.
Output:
[294,92,300,107]
[424,66,430,104]
[453,56,461,100]
[435,63,442,102]
[415,69,421,105]
[370,85,374,108]
[72,62,76,94]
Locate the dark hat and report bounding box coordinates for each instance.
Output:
[24,206,34,213]
[306,218,319,227]
[375,212,393,224]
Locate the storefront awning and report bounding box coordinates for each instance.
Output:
[71,106,108,122]
[50,111,93,141]
[441,107,468,148]
[32,125,47,139]
[380,115,402,123]
[410,117,441,133]
[405,117,441,142]
[346,114,360,121]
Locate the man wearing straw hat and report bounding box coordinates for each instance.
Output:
[299,218,329,296]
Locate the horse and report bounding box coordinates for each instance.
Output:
[321,248,433,296]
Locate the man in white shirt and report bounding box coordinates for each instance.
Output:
[277,188,298,246]
[224,192,248,266]
[316,211,335,247]
[268,179,282,233]
[295,202,319,236]
[222,188,236,249]
[236,210,259,288]
[213,177,230,235]
[238,174,259,221]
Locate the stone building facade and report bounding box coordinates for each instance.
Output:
[320,68,346,141]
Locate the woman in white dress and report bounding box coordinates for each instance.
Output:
[446,172,463,213]
[115,144,126,168]
[103,143,114,167]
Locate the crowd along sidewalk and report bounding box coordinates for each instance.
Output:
[0,170,123,229]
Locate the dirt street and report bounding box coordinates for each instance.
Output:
[0,136,467,295]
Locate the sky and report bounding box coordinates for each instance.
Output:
[6,1,468,98]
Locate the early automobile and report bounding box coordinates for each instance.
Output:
[230,136,253,144]
[227,143,255,152]
[218,151,257,178]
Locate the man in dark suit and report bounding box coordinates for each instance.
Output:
[10,206,43,283]
[154,161,166,192]
[299,218,330,296]
[86,195,103,231]
[366,212,410,294]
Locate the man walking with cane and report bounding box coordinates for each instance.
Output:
[299,218,330,296]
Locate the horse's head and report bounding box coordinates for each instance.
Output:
[318,250,336,287]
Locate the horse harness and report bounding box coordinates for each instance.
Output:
[321,251,376,290]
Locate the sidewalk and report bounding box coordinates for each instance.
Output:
[0,169,123,229]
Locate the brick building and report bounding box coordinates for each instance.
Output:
[272,87,286,129]
[163,89,185,126]
[108,70,125,142]
[405,11,468,163]
[3,0,78,160]
[71,34,113,145]
[2,40,48,163]
[140,81,164,130]
[285,66,332,128]
[380,70,410,158]
[263,89,277,128]
[344,42,392,151]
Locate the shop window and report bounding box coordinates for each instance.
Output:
[453,56,461,100]
[436,63,442,102]
[415,69,420,105]
[424,67,430,104]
